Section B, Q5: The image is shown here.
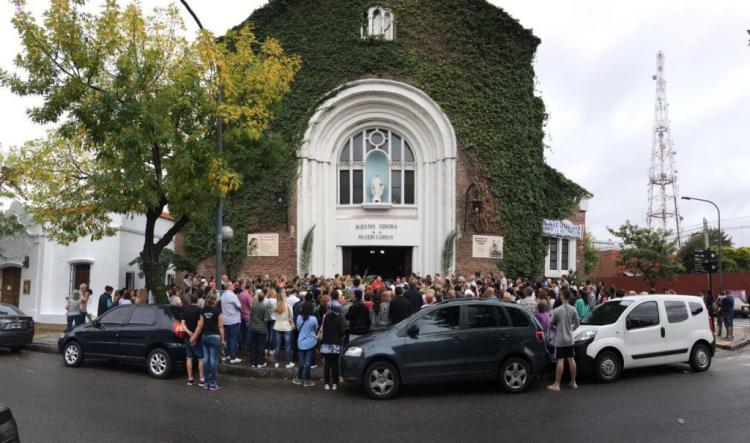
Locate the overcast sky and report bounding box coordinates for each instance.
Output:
[2,1,749,245]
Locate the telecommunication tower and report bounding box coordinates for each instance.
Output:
[647,51,682,243]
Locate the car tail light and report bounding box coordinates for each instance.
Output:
[29,319,35,329]
[535,330,544,342]
[708,315,714,334]
[173,322,185,338]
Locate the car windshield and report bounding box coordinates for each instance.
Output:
[0,304,23,316]
[581,300,634,325]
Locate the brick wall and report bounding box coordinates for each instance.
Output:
[193,186,299,280]
[454,150,500,276]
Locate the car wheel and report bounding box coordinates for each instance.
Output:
[63,341,83,367]
[499,357,531,393]
[594,350,622,383]
[147,348,173,379]
[364,361,400,400]
[689,343,711,372]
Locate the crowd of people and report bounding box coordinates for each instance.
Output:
[65,270,738,392]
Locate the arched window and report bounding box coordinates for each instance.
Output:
[338,128,416,206]
[361,6,395,41]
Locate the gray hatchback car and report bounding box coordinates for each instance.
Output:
[340,299,548,399]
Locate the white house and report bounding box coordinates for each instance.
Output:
[0,201,175,324]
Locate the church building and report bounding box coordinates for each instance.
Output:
[183,0,591,280]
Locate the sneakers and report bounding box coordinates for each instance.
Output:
[324,384,331,390]
[332,384,338,391]
[259,363,267,368]
[230,358,242,364]
[198,380,206,388]
[209,386,221,391]
[303,380,315,388]
[187,379,194,386]
[274,363,280,368]
[285,362,295,369]
[311,364,317,369]
[292,378,302,385]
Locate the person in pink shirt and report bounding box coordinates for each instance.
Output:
[238,284,253,354]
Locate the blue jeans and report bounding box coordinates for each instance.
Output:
[266,320,276,351]
[224,323,240,360]
[202,335,221,388]
[297,348,314,380]
[274,330,292,364]
[240,321,250,352]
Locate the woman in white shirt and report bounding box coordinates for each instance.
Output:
[272,290,295,369]
[264,288,278,355]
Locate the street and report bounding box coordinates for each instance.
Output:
[1,346,749,443]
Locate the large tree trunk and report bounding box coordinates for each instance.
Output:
[141,208,188,304]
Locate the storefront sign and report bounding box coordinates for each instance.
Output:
[542,219,583,239]
[247,233,279,257]
[472,235,503,259]
[354,223,397,241]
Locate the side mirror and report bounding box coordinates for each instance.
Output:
[92,319,101,328]
[625,318,632,330]
[407,324,419,336]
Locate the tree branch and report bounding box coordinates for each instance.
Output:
[155,215,189,251]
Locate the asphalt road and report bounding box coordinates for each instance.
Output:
[1,347,749,443]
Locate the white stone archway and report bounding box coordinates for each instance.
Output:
[297,79,457,276]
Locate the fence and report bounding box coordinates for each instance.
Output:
[597,272,750,298]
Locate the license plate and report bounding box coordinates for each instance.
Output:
[10,322,23,329]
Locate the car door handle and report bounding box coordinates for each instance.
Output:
[452,336,463,342]
[498,335,510,341]
[660,327,665,338]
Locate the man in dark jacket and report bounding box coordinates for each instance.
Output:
[97,285,114,317]
[389,286,410,323]
[345,290,371,341]
[405,279,422,315]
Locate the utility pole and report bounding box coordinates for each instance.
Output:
[647,51,682,245]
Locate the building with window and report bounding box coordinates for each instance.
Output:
[0,201,175,323]
[184,1,591,280]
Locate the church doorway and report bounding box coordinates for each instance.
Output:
[342,247,412,279]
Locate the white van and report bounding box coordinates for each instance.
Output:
[573,294,715,382]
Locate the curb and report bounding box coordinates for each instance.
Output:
[25,343,59,354]
[716,338,750,351]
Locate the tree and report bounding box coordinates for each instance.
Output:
[608,221,683,288]
[583,230,598,276]
[677,228,732,272]
[1,0,299,301]
[722,246,750,273]
[0,152,25,257]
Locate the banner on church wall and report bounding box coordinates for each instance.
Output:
[247,233,279,257]
[542,219,583,239]
[472,235,504,259]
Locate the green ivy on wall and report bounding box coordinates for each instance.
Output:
[181,0,588,278]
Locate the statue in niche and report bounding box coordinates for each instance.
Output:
[370,174,384,203]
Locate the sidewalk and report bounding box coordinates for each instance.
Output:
[27,332,323,379]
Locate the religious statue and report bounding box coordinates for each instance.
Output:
[370,174,384,203]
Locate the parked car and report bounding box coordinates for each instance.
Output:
[58,304,186,378]
[340,299,548,400]
[0,401,20,443]
[0,303,35,351]
[574,294,715,383]
[732,297,749,318]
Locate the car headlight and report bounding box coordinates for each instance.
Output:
[344,346,363,358]
[575,330,597,342]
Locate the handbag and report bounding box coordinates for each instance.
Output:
[316,313,327,342]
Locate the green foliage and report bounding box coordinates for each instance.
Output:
[183,0,588,277]
[677,229,732,272]
[299,225,315,275]
[0,158,24,253]
[1,0,298,298]
[441,230,458,277]
[608,221,683,288]
[583,231,598,276]
[721,246,750,273]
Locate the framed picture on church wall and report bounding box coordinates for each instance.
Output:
[22,279,31,295]
[472,235,504,259]
[247,233,279,257]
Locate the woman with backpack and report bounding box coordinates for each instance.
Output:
[320,304,347,391]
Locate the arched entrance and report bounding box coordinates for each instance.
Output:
[1,266,22,307]
[297,79,457,276]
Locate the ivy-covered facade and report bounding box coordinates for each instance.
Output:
[180,0,590,279]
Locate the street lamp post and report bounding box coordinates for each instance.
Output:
[180,1,225,286]
[681,196,723,293]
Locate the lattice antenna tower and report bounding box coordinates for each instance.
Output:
[647,51,682,243]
